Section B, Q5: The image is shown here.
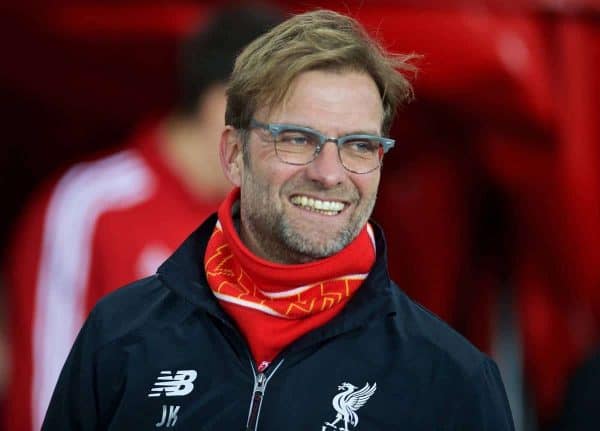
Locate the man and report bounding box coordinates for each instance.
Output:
[4,6,282,431]
[43,10,515,430]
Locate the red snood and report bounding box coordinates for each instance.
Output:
[204,188,375,370]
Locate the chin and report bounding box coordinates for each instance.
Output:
[284,233,349,260]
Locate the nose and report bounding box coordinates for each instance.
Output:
[305,140,346,187]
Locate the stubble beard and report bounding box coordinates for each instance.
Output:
[241,174,375,264]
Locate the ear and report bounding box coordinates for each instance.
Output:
[219,125,244,187]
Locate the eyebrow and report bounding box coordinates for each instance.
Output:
[345,129,382,136]
[276,122,381,137]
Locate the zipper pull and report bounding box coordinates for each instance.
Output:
[246,373,266,431]
[245,359,284,431]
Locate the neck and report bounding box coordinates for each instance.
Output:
[159,115,230,201]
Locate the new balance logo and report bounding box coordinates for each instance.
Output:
[148,370,198,397]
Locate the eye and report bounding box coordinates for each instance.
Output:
[277,130,314,146]
[344,139,380,154]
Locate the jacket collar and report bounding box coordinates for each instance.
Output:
[157,214,396,342]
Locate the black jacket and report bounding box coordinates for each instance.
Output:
[43,214,515,430]
[558,346,600,430]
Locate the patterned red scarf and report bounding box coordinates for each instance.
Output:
[204,188,376,369]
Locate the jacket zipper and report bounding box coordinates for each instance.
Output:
[245,358,284,431]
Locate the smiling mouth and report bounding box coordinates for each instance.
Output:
[290,195,346,216]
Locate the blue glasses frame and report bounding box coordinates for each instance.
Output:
[248,119,395,174]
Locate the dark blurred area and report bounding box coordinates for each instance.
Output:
[1,1,600,430]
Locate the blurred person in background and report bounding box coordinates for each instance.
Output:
[2,5,283,431]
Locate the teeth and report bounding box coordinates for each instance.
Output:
[290,195,345,214]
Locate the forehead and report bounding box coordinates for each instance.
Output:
[260,69,384,135]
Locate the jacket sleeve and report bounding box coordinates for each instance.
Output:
[452,357,515,431]
[558,348,600,430]
[42,301,129,431]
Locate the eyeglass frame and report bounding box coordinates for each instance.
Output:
[247,119,395,174]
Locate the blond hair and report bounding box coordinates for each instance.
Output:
[225,9,418,135]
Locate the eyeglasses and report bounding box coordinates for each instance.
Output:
[248,119,395,174]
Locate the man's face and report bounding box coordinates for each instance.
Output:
[237,70,384,264]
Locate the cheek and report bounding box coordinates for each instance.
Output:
[355,173,380,199]
[265,163,306,191]
[242,159,286,202]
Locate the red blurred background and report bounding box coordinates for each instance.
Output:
[1,1,600,429]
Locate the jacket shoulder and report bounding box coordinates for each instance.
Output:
[390,283,491,375]
[387,286,514,429]
[86,275,197,351]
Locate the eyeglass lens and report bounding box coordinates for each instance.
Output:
[273,128,382,173]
